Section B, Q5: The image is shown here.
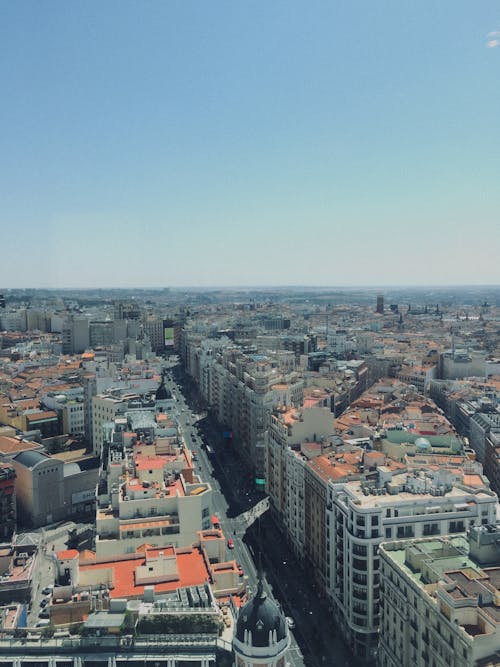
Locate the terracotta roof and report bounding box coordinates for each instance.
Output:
[81,547,210,599]
[135,457,166,471]
[57,549,79,560]
[119,519,174,531]
[0,435,40,454]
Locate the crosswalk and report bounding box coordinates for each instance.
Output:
[239,497,270,528]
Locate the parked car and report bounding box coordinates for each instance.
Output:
[237,564,244,576]
[38,609,49,619]
[41,586,53,595]
[286,616,295,629]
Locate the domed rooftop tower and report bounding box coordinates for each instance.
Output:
[233,577,290,667]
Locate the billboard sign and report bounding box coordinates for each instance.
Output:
[163,326,174,347]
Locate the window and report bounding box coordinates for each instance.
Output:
[397,526,414,538]
[423,523,439,536]
[385,528,392,539]
[450,521,465,533]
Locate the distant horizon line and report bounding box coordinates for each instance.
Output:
[1,284,500,291]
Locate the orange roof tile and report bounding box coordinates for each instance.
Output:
[57,549,79,560]
[81,547,210,599]
[135,457,166,470]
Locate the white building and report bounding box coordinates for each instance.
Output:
[379,524,500,667]
[95,445,213,558]
[326,469,498,660]
[441,349,486,380]
[266,404,333,542]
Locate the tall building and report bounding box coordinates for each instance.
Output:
[376,295,384,314]
[62,315,90,354]
[182,332,303,478]
[89,320,115,347]
[379,524,500,667]
[114,300,142,320]
[326,468,498,659]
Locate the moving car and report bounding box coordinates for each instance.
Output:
[227,538,234,549]
[286,616,295,629]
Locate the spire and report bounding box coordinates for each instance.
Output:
[256,574,267,600]
[255,514,266,600]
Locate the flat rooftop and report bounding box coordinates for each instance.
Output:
[81,546,210,599]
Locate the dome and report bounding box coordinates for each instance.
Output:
[415,437,431,450]
[235,581,287,648]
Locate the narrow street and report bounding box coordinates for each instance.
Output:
[170,362,358,667]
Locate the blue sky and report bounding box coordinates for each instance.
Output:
[1,1,499,288]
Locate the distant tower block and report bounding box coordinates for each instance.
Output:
[376,295,384,314]
[0,294,5,309]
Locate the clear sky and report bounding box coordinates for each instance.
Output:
[1,1,499,288]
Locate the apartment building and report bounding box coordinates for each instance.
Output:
[92,393,130,456]
[95,437,213,558]
[326,469,498,660]
[379,524,500,667]
[266,402,334,555]
[470,412,500,464]
[61,315,89,354]
[0,463,16,539]
[42,387,86,436]
[184,334,304,477]
[440,349,486,380]
[396,362,437,394]
[484,430,500,499]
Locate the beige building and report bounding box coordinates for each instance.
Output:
[95,445,213,558]
[8,449,97,527]
[183,333,304,477]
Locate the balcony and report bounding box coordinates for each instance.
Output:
[353,588,367,601]
[352,558,367,572]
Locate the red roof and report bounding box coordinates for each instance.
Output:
[135,457,166,471]
[57,549,79,560]
[80,547,210,599]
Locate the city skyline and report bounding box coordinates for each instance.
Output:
[1,1,499,288]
